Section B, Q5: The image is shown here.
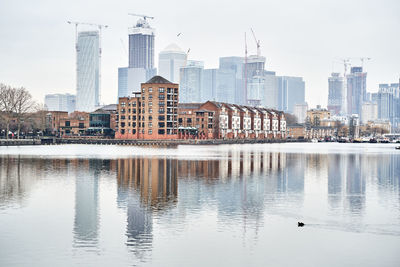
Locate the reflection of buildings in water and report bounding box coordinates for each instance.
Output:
[73,159,101,248]
[0,157,47,206]
[275,153,304,194]
[116,158,178,256]
[345,154,365,213]
[327,154,344,209]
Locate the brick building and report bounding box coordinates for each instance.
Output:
[116,76,179,139]
[115,76,287,140]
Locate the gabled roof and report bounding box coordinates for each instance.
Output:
[145,76,173,84]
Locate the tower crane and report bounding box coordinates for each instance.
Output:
[250,28,261,56]
[128,13,154,21]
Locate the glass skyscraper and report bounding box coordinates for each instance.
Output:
[76,31,100,112]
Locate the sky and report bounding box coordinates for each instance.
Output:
[0,0,399,108]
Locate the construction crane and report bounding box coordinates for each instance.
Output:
[67,21,108,104]
[128,13,154,21]
[250,28,261,56]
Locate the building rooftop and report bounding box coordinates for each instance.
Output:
[145,76,173,84]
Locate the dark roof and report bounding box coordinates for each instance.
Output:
[178,103,202,109]
[145,76,173,84]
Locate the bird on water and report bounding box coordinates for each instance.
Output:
[298,222,305,227]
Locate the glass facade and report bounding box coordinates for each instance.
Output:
[76,31,100,112]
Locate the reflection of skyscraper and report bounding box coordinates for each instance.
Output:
[73,159,100,247]
[346,154,365,213]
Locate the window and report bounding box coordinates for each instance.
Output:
[159,94,165,100]
[159,101,165,106]
[132,102,136,107]
[132,109,136,114]
[148,129,152,134]
[149,94,153,99]
[149,108,152,114]
[158,122,165,127]
[178,118,183,123]
[159,87,165,92]
[132,122,136,127]
[142,87,145,93]
[149,87,152,92]
[159,108,165,113]
[149,101,152,106]
[148,116,152,121]
[148,123,152,128]
[132,129,136,134]
[142,103,145,107]
[121,122,125,127]
[132,115,136,121]
[159,115,165,121]
[120,129,125,134]
[187,118,192,123]
[65,121,70,127]
[121,102,126,107]
[158,129,165,134]
[79,123,84,128]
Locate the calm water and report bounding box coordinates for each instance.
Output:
[0,143,399,267]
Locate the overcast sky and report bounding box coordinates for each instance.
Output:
[0,0,399,108]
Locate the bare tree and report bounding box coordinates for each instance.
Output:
[13,87,35,138]
[0,84,17,139]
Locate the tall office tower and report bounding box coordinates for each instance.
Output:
[247,75,264,106]
[216,69,236,103]
[244,55,266,105]
[277,76,305,113]
[262,71,278,109]
[129,18,155,69]
[118,18,157,99]
[76,31,100,112]
[246,55,265,77]
[361,102,378,124]
[118,67,129,98]
[293,103,308,123]
[117,67,147,98]
[376,83,400,127]
[158,43,186,83]
[219,57,244,104]
[45,93,76,113]
[328,73,344,115]
[346,67,367,116]
[179,60,203,103]
[202,69,217,102]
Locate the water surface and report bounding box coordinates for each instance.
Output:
[0,143,399,266]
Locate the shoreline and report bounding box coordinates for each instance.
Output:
[0,138,307,146]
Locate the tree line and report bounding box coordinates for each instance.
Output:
[0,83,46,139]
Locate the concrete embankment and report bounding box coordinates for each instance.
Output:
[0,138,305,146]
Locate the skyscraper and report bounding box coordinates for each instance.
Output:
[158,43,186,83]
[277,76,305,113]
[129,19,155,70]
[76,31,100,112]
[219,57,244,104]
[328,72,344,115]
[346,67,367,116]
[179,60,203,103]
[118,18,156,99]
[202,69,217,102]
[45,93,76,113]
